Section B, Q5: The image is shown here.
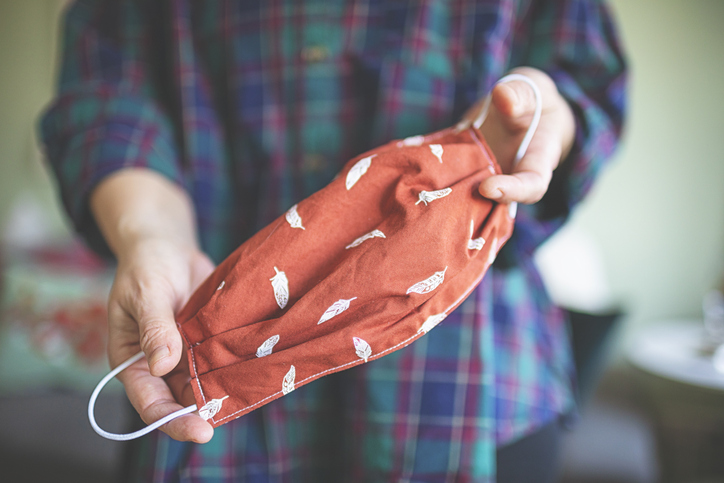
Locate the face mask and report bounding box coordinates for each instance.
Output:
[89,74,541,441]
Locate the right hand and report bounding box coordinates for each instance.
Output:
[91,168,215,443]
[108,237,215,443]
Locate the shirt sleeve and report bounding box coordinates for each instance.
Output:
[39,0,183,257]
[500,0,628,264]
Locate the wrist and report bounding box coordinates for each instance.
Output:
[557,95,576,164]
[90,168,199,260]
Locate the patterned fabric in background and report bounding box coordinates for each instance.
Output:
[40,0,627,481]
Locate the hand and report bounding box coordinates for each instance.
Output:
[108,238,215,443]
[459,67,575,204]
[91,169,215,443]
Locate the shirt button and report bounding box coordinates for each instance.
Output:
[300,45,330,63]
[303,154,326,171]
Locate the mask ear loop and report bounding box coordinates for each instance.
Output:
[471,73,543,218]
[88,350,199,441]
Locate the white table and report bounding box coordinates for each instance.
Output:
[627,319,724,483]
[627,319,724,390]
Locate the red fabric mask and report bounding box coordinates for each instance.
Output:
[88,73,541,441]
[175,125,513,427]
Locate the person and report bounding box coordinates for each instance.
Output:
[41,0,626,481]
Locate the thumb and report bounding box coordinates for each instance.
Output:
[133,289,184,377]
[491,80,537,128]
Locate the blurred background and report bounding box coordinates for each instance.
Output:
[0,1,723,482]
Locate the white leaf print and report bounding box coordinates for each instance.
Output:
[318,297,357,324]
[401,135,425,146]
[345,229,386,249]
[198,395,229,420]
[468,238,486,250]
[406,267,448,295]
[256,334,280,358]
[270,266,289,309]
[346,154,376,190]
[487,238,498,266]
[415,187,452,206]
[419,313,447,334]
[216,280,225,291]
[430,144,444,163]
[508,201,518,218]
[282,365,296,395]
[468,221,485,251]
[285,204,305,230]
[353,337,372,363]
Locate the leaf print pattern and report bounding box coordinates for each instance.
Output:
[270,267,289,309]
[282,365,295,395]
[430,144,444,163]
[419,313,447,334]
[285,204,305,230]
[468,220,485,250]
[468,237,486,250]
[401,135,425,146]
[318,297,357,324]
[256,334,280,358]
[416,188,452,206]
[345,229,386,249]
[198,396,229,420]
[346,154,376,190]
[353,337,372,362]
[406,267,448,295]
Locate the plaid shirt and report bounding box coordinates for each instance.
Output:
[41,0,626,481]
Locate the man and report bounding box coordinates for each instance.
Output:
[42,1,626,480]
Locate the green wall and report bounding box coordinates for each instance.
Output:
[0,0,68,239]
[569,0,724,345]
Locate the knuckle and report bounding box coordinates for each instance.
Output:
[123,274,175,320]
[139,321,170,351]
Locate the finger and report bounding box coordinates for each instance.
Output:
[490,80,537,129]
[108,308,211,443]
[163,353,198,407]
[479,127,561,204]
[479,172,549,205]
[113,276,184,378]
[134,290,184,378]
[123,358,214,443]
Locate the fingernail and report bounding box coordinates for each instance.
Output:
[149,345,170,367]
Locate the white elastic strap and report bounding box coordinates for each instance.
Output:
[88,350,198,441]
[472,73,542,218]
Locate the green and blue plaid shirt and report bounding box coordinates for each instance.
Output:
[42,0,626,481]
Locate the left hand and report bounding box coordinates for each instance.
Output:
[458,67,575,205]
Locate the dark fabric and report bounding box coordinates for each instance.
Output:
[496,417,563,483]
[568,308,623,404]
